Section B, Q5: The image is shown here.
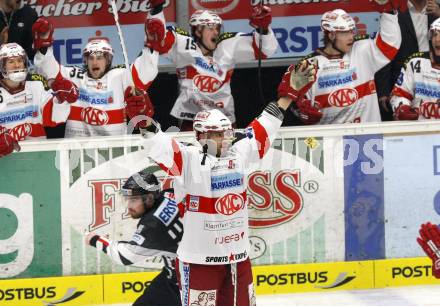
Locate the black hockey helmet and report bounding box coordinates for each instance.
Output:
[121,169,160,198]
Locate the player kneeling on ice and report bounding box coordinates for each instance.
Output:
[86,169,183,306]
[390,17,440,121]
[139,58,316,306]
[0,42,78,159]
[287,0,403,125]
[417,222,440,278]
[31,14,158,138]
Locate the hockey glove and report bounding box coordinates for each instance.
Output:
[417,222,440,278]
[0,129,20,158]
[145,18,174,54]
[124,86,155,128]
[148,0,166,9]
[51,77,79,104]
[370,0,408,13]
[249,5,272,32]
[394,104,419,120]
[292,99,323,125]
[278,59,317,102]
[32,17,54,50]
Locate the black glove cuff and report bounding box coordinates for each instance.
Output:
[264,102,285,121]
[151,4,164,15]
[89,235,100,247]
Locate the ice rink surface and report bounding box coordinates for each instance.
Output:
[101,284,440,306]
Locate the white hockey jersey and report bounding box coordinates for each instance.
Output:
[156,12,278,123]
[143,111,281,265]
[0,75,69,140]
[390,52,440,120]
[302,13,401,124]
[34,46,159,138]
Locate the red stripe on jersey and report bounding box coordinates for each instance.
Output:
[69,106,126,124]
[252,36,268,60]
[314,81,376,108]
[29,123,46,138]
[184,191,247,215]
[392,86,414,101]
[157,139,183,176]
[249,119,269,159]
[185,66,198,79]
[376,34,398,60]
[41,98,58,127]
[132,65,153,91]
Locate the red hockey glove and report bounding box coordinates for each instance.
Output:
[0,130,20,158]
[148,0,166,9]
[51,77,79,104]
[370,0,408,13]
[394,104,419,120]
[124,86,154,128]
[417,222,440,279]
[293,99,323,125]
[32,17,54,50]
[249,5,272,31]
[145,18,174,54]
[278,59,317,101]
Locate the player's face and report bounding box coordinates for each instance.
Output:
[125,195,146,219]
[432,31,440,56]
[87,53,107,79]
[199,130,232,156]
[5,56,25,72]
[199,24,221,52]
[333,30,355,53]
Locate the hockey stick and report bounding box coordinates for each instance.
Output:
[109,0,136,89]
[255,1,266,107]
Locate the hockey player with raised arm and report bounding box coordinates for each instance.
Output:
[144,0,278,130]
[417,222,440,278]
[0,42,78,158]
[85,169,182,306]
[138,57,317,305]
[30,13,158,138]
[287,1,403,125]
[390,17,440,120]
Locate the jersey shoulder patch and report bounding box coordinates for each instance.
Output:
[354,34,370,41]
[172,26,190,37]
[110,64,126,71]
[153,196,179,227]
[218,32,238,43]
[27,73,49,90]
[294,51,319,69]
[403,51,429,67]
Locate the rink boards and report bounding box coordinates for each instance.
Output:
[0,257,438,305]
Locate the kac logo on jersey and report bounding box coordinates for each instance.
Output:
[193,75,223,93]
[9,123,32,141]
[215,193,245,216]
[419,101,440,119]
[328,88,359,107]
[81,107,109,126]
[188,195,200,212]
